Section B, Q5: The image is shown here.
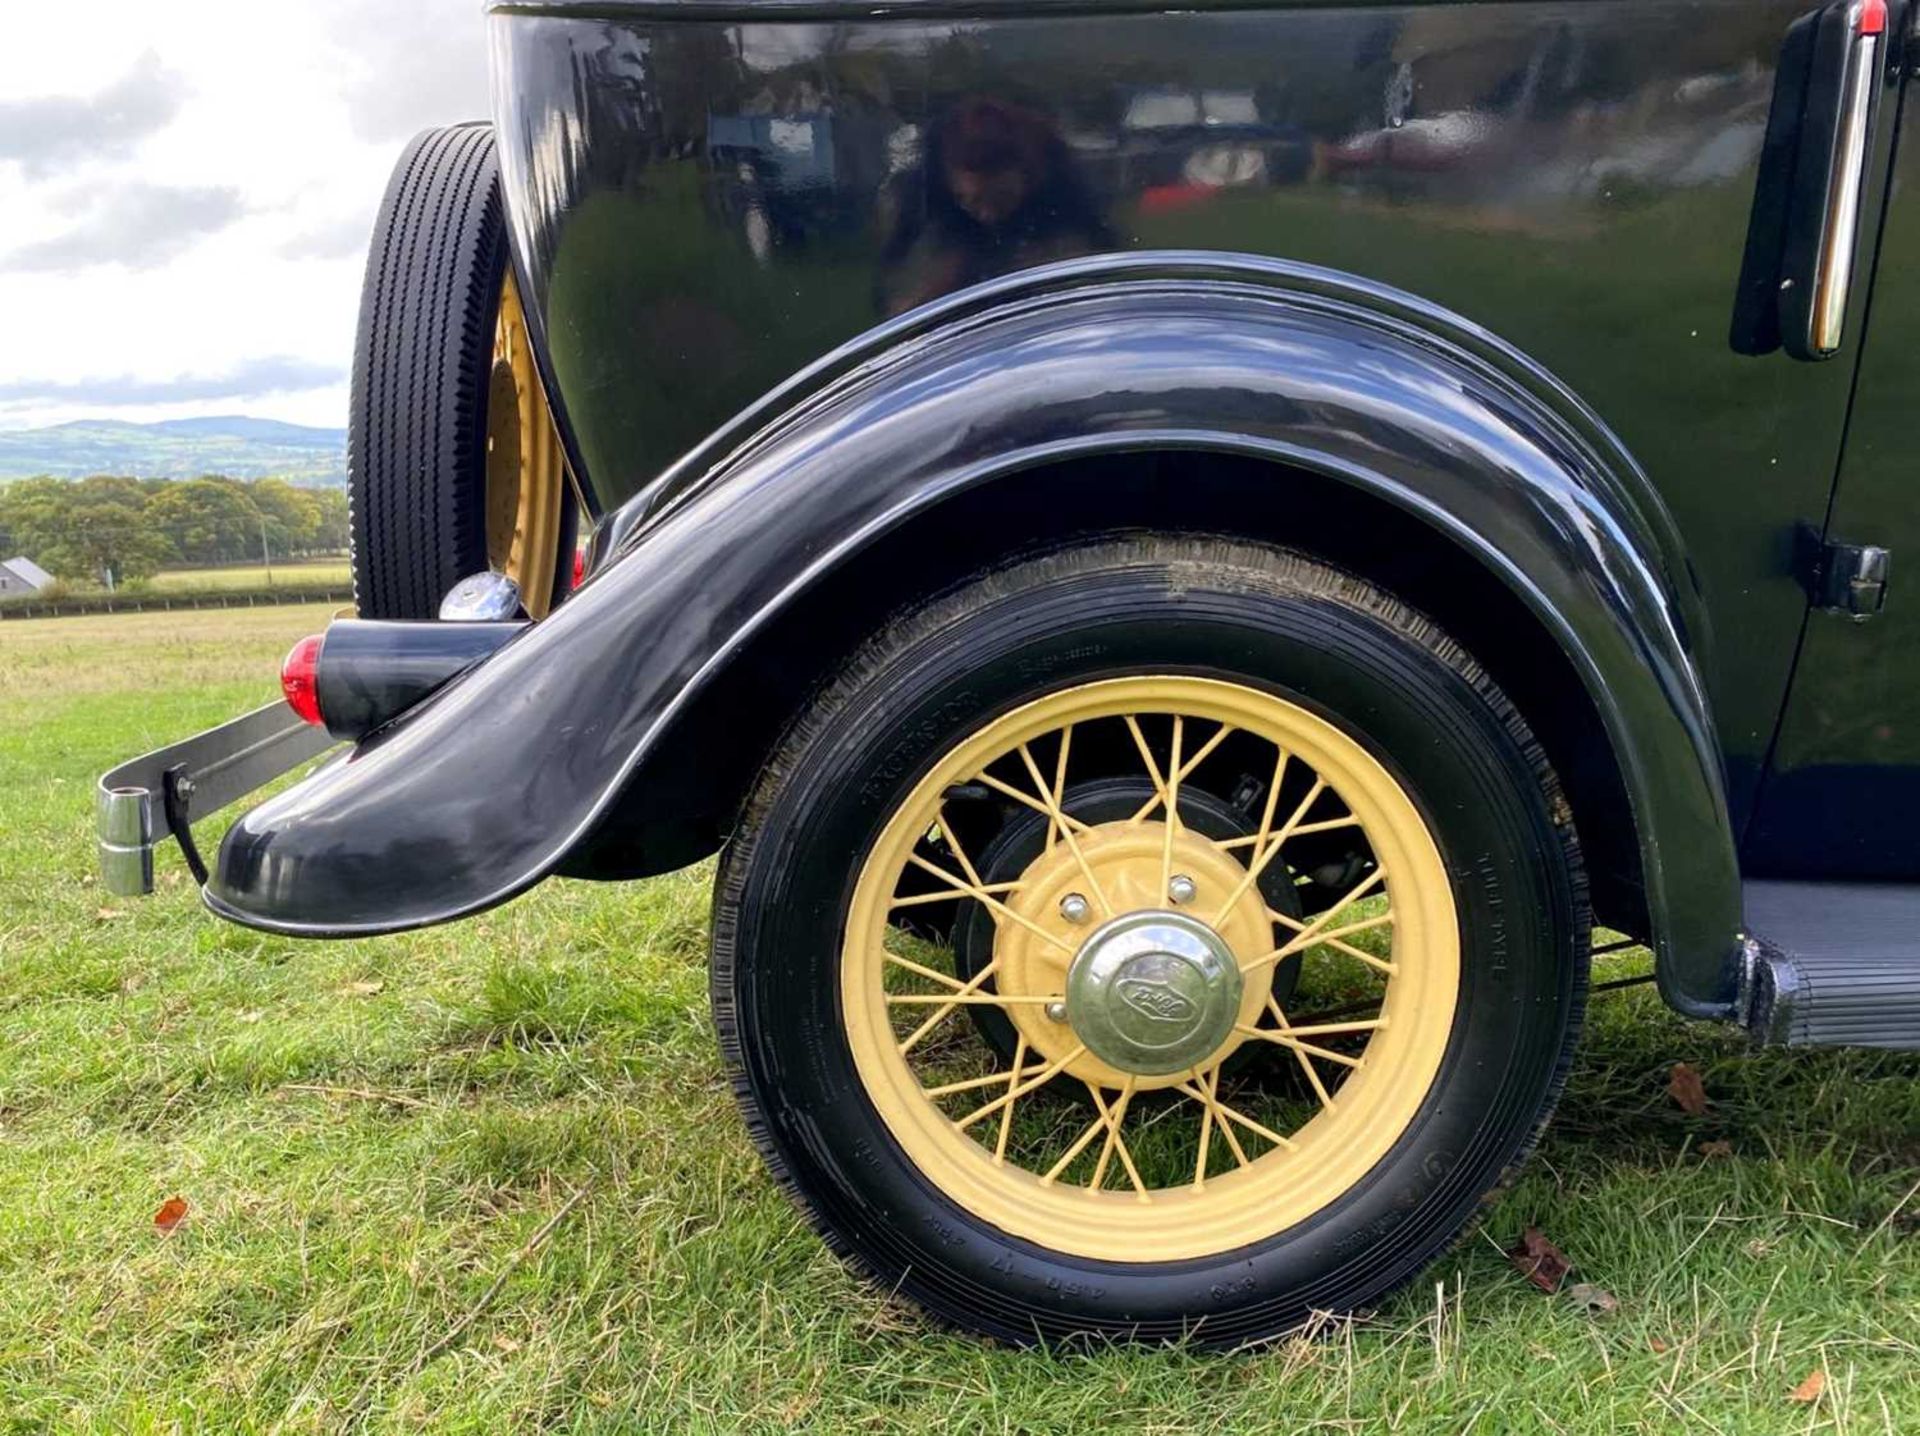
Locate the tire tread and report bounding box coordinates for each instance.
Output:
[348,123,507,619]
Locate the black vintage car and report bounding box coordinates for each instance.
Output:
[99,0,1919,1346]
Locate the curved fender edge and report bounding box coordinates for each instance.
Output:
[207,253,1741,1016]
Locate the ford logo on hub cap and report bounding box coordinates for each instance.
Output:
[1064,910,1244,1075]
[1115,976,1199,1025]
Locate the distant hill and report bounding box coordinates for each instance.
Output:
[0,417,348,486]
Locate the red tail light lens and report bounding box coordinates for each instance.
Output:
[572,548,586,590]
[281,634,325,726]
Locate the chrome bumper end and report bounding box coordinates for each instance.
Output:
[95,703,338,896]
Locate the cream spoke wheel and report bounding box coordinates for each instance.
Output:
[842,674,1459,1261]
[717,540,1587,1345]
[484,270,570,620]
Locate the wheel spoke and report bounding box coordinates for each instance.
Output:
[1283,815,1363,839]
[1240,868,1390,975]
[1191,1067,1215,1189]
[1175,1075,1296,1151]
[1089,1078,1148,1199]
[1283,997,1386,1028]
[956,1044,1087,1130]
[1265,994,1340,1109]
[1047,725,1073,851]
[1015,743,1114,917]
[974,771,1095,836]
[1260,898,1396,975]
[1123,715,1170,814]
[906,853,1075,954]
[1160,716,1184,892]
[889,992,1065,1006]
[1210,774,1325,925]
[889,880,1023,911]
[993,1034,1029,1163]
[938,809,995,892]
[924,1059,1054,1099]
[1042,1111,1109,1185]
[1267,910,1398,974]
[1182,1065,1253,1167]
[1219,812,1360,848]
[882,950,967,991]
[1128,722,1234,823]
[1261,1016,1387,1039]
[1234,1023,1363,1070]
[898,956,1001,1056]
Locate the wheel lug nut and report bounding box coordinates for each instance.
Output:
[1168,874,1197,905]
[1045,1001,1069,1023]
[1059,893,1091,924]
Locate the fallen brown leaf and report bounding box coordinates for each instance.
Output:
[1507,1227,1573,1293]
[1649,1336,1671,1354]
[1789,1369,1826,1404]
[1667,1062,1708,1116]
[337,980,385,998]
[153,1196,189,1234]
[491,1334,522,1354]
[95,908,125,922]
[1565,1282,1619,1317]
[1698,1139,1734,1160]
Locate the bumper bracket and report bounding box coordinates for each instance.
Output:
[96,703,338,897]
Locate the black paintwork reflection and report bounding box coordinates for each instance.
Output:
[486,0,1870,834]
[878,97,1115,315]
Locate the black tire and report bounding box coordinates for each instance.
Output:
[350,124,571,619]
[713,537,1588,1347]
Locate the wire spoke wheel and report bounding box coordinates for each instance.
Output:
[485,270,569,620]
[717,540,1585,1344]
[842,675,1458,1262]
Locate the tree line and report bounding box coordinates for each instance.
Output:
[0,475,350,587]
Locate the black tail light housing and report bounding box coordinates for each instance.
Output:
[282,620,525,740]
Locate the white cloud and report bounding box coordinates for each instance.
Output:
[0,0,492,431]
[0,51,185,177]
[4,183,246,272]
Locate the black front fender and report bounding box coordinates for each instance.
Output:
[210,253,1738,1013]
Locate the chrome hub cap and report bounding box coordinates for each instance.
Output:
[1066,910,1244,1075]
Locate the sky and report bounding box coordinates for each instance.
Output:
[0,0,492,432]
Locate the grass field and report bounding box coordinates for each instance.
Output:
[1,607,1915,1432]
[142,560,352,594]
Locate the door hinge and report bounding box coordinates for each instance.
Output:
[1797,525,1891,620]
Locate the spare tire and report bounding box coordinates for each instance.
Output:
[349,122,574,621]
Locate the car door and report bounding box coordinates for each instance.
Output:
[1745,0,1920,877]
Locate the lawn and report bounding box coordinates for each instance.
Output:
[143,560,352,594]
[0,608,1915,1432]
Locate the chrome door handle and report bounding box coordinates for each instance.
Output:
[1734,0,1894,361]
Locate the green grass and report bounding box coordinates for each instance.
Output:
[0,608,1915,1432]
[142,561,351,594]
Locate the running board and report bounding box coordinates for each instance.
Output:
[1741,881,1920,1050]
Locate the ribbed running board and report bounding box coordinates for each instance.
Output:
[1742,881,1920,1050]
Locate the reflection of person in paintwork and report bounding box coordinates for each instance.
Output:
[878,97,1114,316]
